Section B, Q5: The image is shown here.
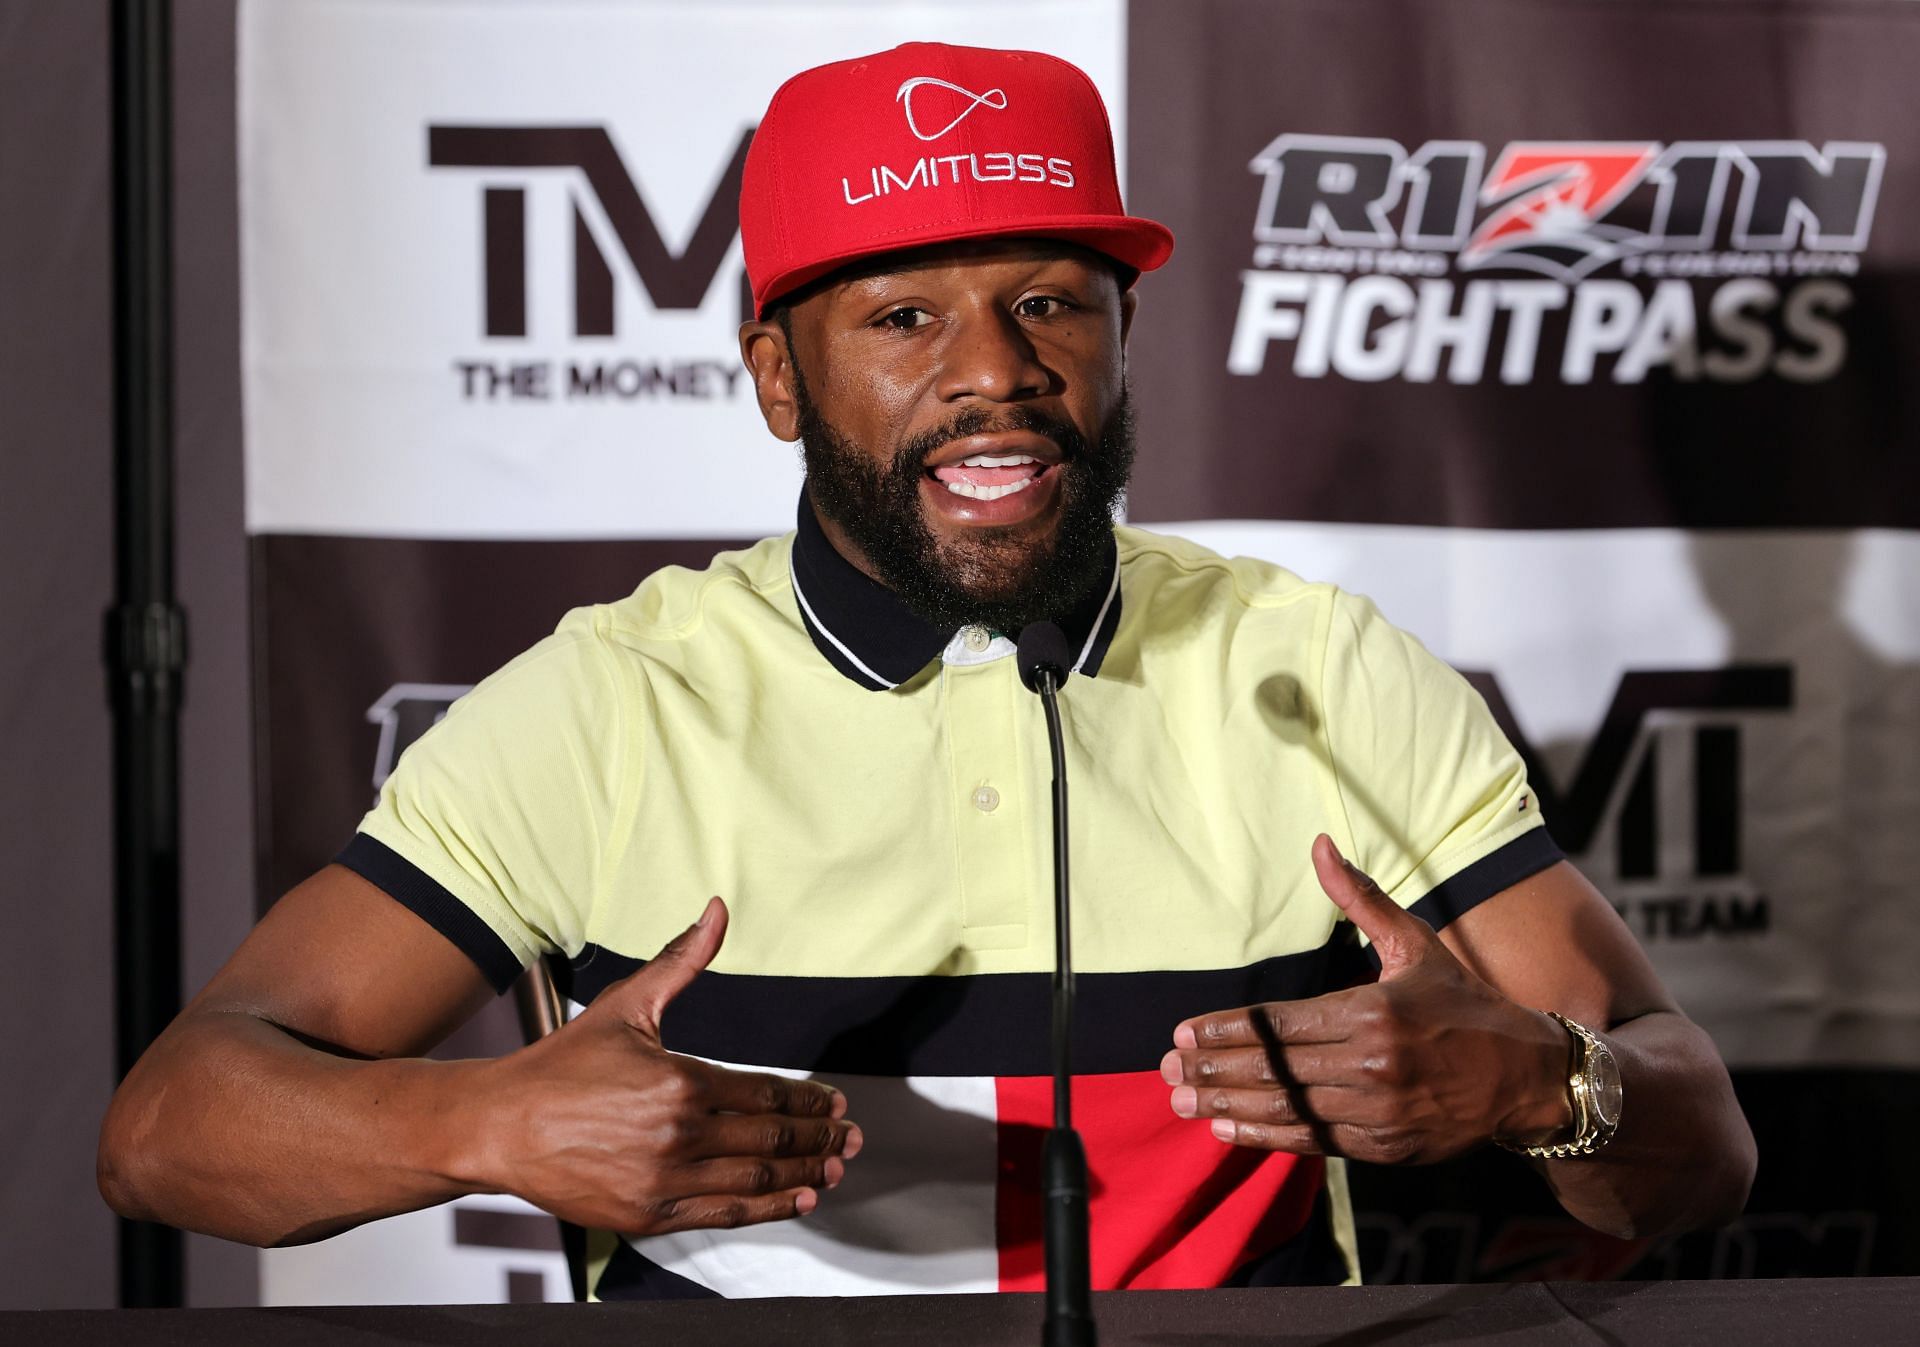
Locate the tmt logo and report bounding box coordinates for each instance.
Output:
[427,126,756,403]
[1466,666,1794,939]
[428,125,754,337]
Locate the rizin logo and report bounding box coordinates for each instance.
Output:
[896,76,1008,141]
[1229,134,1886,385]
[841,75,1072,206]
[1462,143,1664,278]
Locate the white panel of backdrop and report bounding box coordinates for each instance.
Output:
[241,0,1126,540]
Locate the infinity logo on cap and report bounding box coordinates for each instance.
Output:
[896,76,1009,141]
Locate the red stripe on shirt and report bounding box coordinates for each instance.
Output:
[994,1071,1324,1290]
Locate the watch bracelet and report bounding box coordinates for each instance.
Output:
[1494,1011,1614,1160]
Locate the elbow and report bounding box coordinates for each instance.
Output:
[1708,1111,1760,1226]
[1684,1078,1759,1232]
[97,1042,190,1228]
[98,1082,264,1243]
[97,1152,147,1224]
[1571,1110,1758,1242]
[1630,1112,1759,1240]
[96,1088,157,1222]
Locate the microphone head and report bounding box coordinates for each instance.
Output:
[1017,621,1075,694]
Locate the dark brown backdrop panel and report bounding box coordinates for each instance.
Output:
[1124,0,1920,529]
[252,536,740,909]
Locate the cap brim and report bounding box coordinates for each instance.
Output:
[754,213,1174,318]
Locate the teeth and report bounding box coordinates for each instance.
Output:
[958,453,1038,467]
[944,477,1035,501]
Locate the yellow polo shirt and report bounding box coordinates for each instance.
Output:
[341,503,1557,1299]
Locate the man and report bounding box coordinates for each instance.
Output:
[100,42,1754,1298]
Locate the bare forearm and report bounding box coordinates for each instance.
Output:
[1536,1010,1755,1238]
[98,1011,495,1246]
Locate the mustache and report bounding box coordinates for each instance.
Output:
[892,405,1088,477]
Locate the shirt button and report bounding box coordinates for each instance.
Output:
[962,625,992,653]
[972,785,1001,813]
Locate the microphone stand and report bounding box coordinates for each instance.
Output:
[1034,664,1095,1347]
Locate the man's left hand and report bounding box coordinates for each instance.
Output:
[1163,834,1572,1163]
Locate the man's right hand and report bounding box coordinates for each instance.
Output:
[477,896,861,1236]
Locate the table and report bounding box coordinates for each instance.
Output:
[5,1278,1914,1345]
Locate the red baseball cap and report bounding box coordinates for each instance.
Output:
[740,41,1174,317]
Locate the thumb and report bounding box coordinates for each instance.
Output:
[602,896,728,1035]
[1311,835,1431,977]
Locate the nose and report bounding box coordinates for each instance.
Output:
[933,306,1054,404]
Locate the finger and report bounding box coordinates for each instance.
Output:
[632,1186,819,1236]
[688,1112,862,1163]
[1162,1043,1364,1091]
[675,1152,848,1200]
[1312,834,1433,976]
[1210,1116,1418,1164]
[600,898,728,1033]
[1204,1117,1327,1154]
[694,1063,847,1121]
[1173,988,1369,1050]
[1170,1084,1390,1129]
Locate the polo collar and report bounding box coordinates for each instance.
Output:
[789,489,1123,692]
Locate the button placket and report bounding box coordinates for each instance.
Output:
[942,659,1029,946]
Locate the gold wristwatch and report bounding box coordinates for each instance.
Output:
[1498,1011,1623,1159]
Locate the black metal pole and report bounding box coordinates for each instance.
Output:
[108,0,186,1309]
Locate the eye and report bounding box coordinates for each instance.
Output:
[1016,294,1075,320]
[877,306,933,331]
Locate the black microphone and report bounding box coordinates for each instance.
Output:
[1016,620,1074,697]
[1016,622,1095,1347]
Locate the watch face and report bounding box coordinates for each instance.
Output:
[1589,1045,1624,1128]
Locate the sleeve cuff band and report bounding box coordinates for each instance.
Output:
[1391,826,1566,955]
[335,832,527,995]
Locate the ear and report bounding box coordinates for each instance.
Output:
[1118,288,1139,356]
[739,318,801,443]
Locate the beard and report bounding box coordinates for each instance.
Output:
[795,378,1136,634]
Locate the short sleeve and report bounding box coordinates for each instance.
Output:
[1319,590,1561,931]
[338,610,631,992]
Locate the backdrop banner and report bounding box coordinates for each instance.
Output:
[241,0,1917,1302]
[1122,0,1920,1282]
